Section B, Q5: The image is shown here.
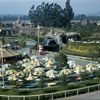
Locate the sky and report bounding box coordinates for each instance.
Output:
[0,0,100,15]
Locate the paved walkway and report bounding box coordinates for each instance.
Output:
[56,91,100,100]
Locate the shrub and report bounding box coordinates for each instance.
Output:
[67,84,80,89]
[38,76,45,88]
[85,81,98,86]
[18,90,30,95]
[96,71,100,79]
[78,88,88,94]
[0,97,8,100]
[40,95,52,100]
[55,52,67,69]
[53,93,64,99]
[0,79,100,98]
[63,42,100,58]
[26,97,38,100]
[60,74,68,86]
[80,72,90,81]
[66,91,77,97]
[43,88,58,93]
[89,86,98,92]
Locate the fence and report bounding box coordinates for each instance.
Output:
[0,84,100,100]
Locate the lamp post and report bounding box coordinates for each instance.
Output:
[37,24,40,47]
[1,37,5,88]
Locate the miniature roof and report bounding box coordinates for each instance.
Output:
[0,48,20,58]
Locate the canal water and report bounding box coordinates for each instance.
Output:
[67,55,98,67]
[19,41,36,53]
[18,40,98,67]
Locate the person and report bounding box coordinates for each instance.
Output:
[30,49,32,54]
[38,45,43,55]
[33,50,36,55]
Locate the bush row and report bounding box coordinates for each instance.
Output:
[0,79,100,95]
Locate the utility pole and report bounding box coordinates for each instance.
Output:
[1,36,5,88]
[37,24,40,47]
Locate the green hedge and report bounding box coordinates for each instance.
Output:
[0,79,100,96]
[86,81,98,86]
[61,42,100,58]
[66,90,77,97]
[53,93,65,99]
[89,86,98,92]
[78,88,88,94]
[67,84,80,89]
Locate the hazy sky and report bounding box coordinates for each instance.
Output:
[0,0,100,15]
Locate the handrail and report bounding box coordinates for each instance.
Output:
[0,84,99,98]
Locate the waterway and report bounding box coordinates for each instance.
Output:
[18,40,98,67]
[67,55,98,66]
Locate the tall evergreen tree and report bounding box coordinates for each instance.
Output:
[63,0,74,28]
[29,0,74,28]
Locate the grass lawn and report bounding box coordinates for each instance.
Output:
[61,42,100,59]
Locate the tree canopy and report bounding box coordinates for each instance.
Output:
[55,52,67,70]
[29,0,74,28]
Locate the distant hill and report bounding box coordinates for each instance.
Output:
[0,15,30,21]
[74,14,100,21]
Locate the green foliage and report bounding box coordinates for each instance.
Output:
[78,88,88,94]
[85,81,98,86]
[53,93,64,99]
[89,86,98,92]
[80,72,90,81]
[74,14,100,21]
[40,27,51,34]
[9,63,18,71]
[89,47,100,61]
[63,0,74,28]
[66,91,77,96]
[18,90,30,95]
[44,87,58,93]
[0,79,100,98]
[55,52,67,70]
[67,84,80,89]
[18,35,44,47]
[0,15,29,22]
[38,76,45,88]
[67,24,100,39]
[10,81,20,89]
[29,0,74,28]
[62,42,100,59]
[3,34,43,48]
[60,74,68,86]
[96,71,100,79]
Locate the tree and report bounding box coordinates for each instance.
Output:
[96,71,100,79]
[38,76,45,88]
[29,0,74,28]
[11,80,20,89]
[89,47,100,61]
[62,0,74,28]
[79,14,87,20]
[80,72,89,82]
[60,74,68,86]
[55,52,67,70]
